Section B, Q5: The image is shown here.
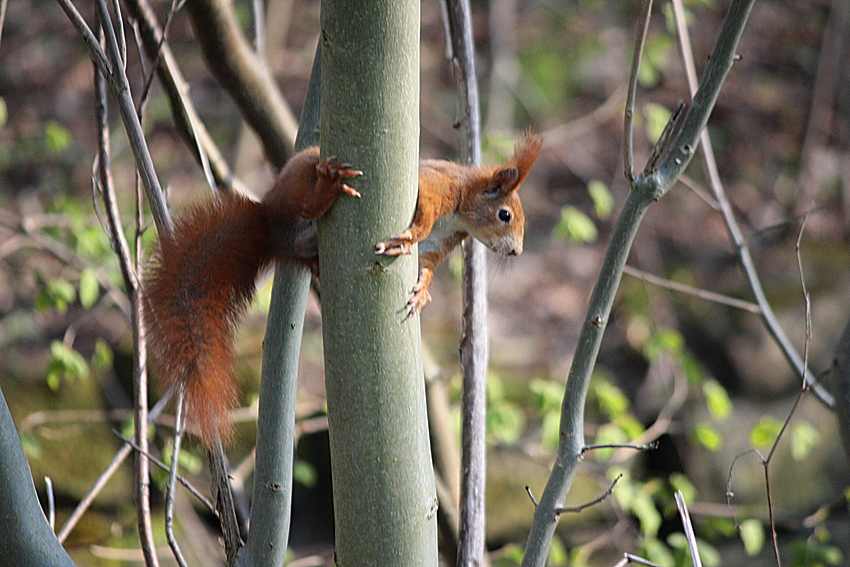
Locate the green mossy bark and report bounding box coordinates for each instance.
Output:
[318,2,438,565]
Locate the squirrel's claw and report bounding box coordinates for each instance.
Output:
[374,239,412,256]
[341,184,362,198]
[374,230,414,256]
[317,157,364,200]
[404,284,431,320]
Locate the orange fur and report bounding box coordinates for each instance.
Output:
[144,148,361,445]
[146,136,541,444]
[376,132,543,316]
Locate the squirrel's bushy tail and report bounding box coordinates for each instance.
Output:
[144,194,273,446]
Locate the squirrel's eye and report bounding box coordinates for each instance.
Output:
[498,208,512,223]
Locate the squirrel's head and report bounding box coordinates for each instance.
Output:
[459,132,542,257]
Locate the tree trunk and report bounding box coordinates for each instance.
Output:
[318,2,438,565]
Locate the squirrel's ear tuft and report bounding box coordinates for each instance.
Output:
[493,167,519,191]
[512,131,543,187]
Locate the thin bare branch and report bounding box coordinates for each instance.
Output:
[669,0,832,407]
[624,0,653,182]
[526,474,622,516]
[624,265,761,314]
[93,25,159,565]
[44,477,56,531]
[165,387,189,567]
[54,0,113,75]
[124,0,249,195]
[581,441,658,456]
[674,491,703,567]
[186,0,298,169]
[442,1,488,565]
[114,431,217,514]
[57,387,174,542]
[0,0,8,50]
[522,3,758,564]
[613,554,661,567]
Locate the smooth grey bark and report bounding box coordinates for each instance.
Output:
[318,2,438,565]
[237,46,322,567]
[0,388,75,567]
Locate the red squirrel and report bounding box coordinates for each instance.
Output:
[144,135,542,445]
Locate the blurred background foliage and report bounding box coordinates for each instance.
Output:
[0,0,848,565]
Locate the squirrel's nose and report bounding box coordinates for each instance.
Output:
[508,248,518,256]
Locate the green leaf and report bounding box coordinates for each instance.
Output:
[669,473,697,504]
[694,423,722,451]
[92,339,113,371]
[697,539,721,567]
[632,491,662,537]
[44,120,72,154]
[703,380,732,420]
[48,341,90,384]
[487,380,525,445]
[644,102,672,144]
[529,379,563,414]
[497,544,524,566]
[541,411,560,451]
[750,417,782,449]
[740,518,765,556]
[644,327,684,360]
[39,278,76,313]
[0,97,7,128]
[21,434,42,459]
[78,269,99,309]
[614,413,645,439]
[587,180,613,219]
[592,379,629,419]
[293,460,317,487]
[643,537,674,567]
[791,421,820,461]
[548,537,568,566]
[553,206,598,244]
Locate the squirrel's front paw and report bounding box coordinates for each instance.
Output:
[404,278,432,320]
[316,157,363,198]
[374,230,414,256]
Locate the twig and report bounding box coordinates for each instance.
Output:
[624,0,653,182]
[521,3,757,565]
[796,0,845,205]
[113,430,217,514]
[669,0,832,407]
[44,477,55,531]
[165,387,189,567]
[677,175,720,210]
[0,0,8,50]
[57,387,174,542]
[252,0,265,58]
[725,218,814,567]
[442,2,488,566]
[526,474,622,516]
[795,216,812,390]
[581,441,658,457]
[674,491,703,567]
[543,85,626,145]
[93,26,159,566]
[124,0,249,195]
[613,553,661,567]
[186,0,298,169]
[624,265,761,314]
